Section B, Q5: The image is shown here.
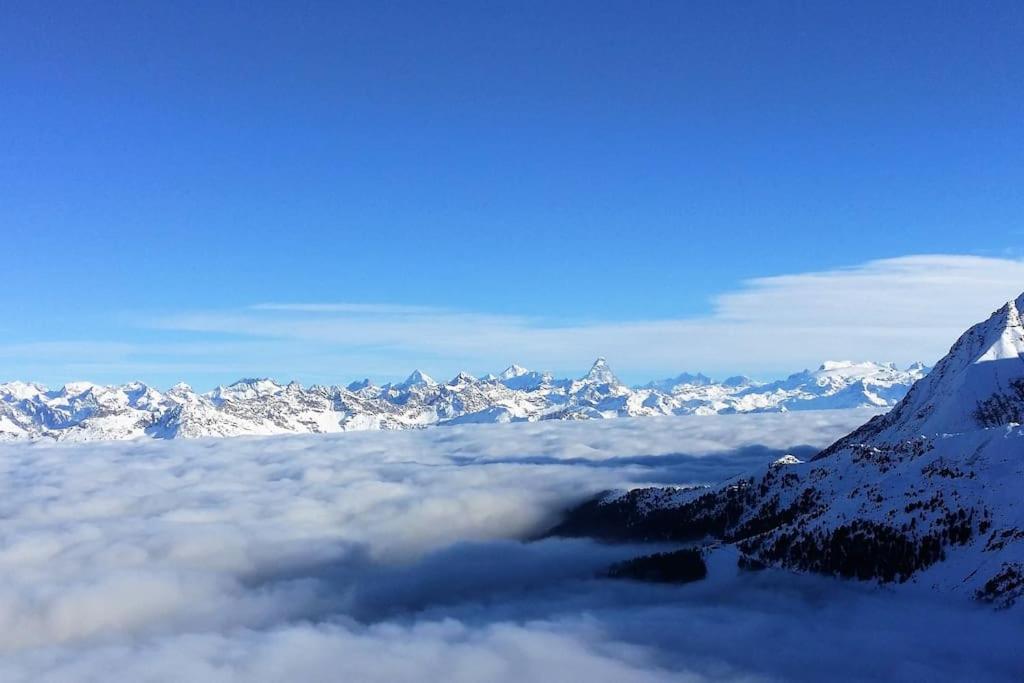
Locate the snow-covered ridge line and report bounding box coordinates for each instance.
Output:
[0,358,928,441]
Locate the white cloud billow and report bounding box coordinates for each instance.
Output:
[0,413,1021,682]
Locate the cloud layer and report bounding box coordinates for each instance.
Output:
[153,254,1024,380]
[0,413,1021,682]
[4,253,1023,387]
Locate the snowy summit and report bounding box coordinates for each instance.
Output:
[0,358,928,441]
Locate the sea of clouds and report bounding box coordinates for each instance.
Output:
[0,410,1020,682]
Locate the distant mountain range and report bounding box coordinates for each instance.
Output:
[553,293,1024,607]
[0,359,927,441]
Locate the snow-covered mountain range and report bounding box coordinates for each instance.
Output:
[0,359,928,441]
[553,293,1024,606]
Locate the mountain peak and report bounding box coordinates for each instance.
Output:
[497,365,549,390]
[60,381,99,395]
[583,357,620,385]
[640,371,714,392]
[975,295,1024,363]
[818,360,855,371]
[210,378,284,403]
[230,377,281,390]
[399,369,436,388]
[499,364,529,380]
[449,372,477,385]
[0,381,48,400]
[232,377,262,385]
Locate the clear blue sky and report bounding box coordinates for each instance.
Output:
[2,1,1022,388]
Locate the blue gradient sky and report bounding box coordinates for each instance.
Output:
[2,2,1022,387]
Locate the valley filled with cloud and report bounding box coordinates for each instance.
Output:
[1,412,1019,682]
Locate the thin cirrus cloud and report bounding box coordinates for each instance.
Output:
[2,253,1022,387]
[145,254,1024,382]
[249,303,446,315]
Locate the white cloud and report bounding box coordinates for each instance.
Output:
[146,254,1024,381]
[0,414,1019,682]
[2,414,848,660]
[5,253,1024,386]
[2,620,693,683]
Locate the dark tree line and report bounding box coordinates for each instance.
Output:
[973,378,1024,428]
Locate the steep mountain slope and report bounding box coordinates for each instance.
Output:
[553,293,1024,606]
[0,357,927,442]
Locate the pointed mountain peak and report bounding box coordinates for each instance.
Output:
[400,369,436,388]
[975,296,1024,363]
[60,381,99,395]
[583,357,620,385]
[449,372,477,385]
[346,378,373,392]
[499,364,529,380]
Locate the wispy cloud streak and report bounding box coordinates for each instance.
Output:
[149,254,1024,379]
[4,254,1023,387]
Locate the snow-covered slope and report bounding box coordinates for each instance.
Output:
[0,357,927,442]
[553,293,1024,606]
[728,360,928,412]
